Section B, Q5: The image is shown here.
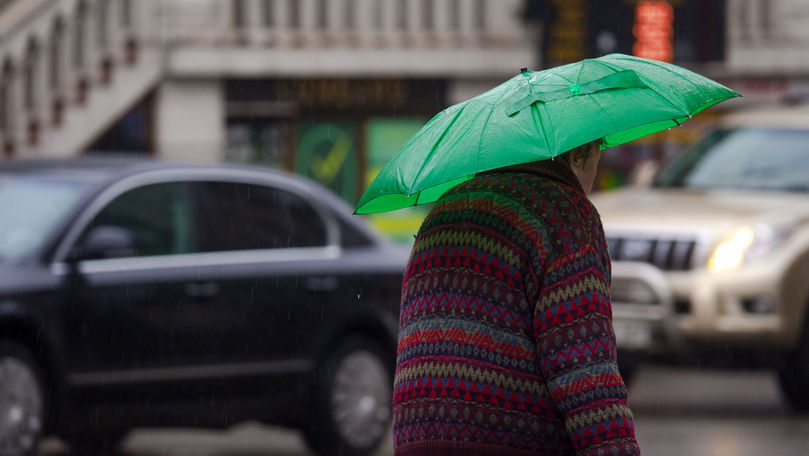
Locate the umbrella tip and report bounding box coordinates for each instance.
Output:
[520,67,529,74]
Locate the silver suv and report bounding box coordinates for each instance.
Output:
[593,102,809,409]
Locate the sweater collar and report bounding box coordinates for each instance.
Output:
[485,158,586,194]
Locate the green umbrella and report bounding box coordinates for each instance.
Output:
[355,53,740,214]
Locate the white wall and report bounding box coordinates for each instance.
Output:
[726,0,809,74]
[154,79,224,162]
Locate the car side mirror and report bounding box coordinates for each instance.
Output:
[71,226,138,261]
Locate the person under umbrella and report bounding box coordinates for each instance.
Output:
[358,54,740,456]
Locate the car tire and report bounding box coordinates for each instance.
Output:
[778,326,809,412]
[304,336,393,456]
[0,340,47,456]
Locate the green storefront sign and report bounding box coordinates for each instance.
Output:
[365,118,428,245]
[296,121,359,204]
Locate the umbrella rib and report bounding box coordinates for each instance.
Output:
[474,85,519,172]
[587,93,621,136]
[574,59,588,84]
[592,57,690,116]
[533,103,555,158]
[610,56,704,113]
[407,103,468,195]
[624,56,704,92]
[590,58,623,73]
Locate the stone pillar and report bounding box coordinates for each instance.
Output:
[25,40,48,150]
[95,0,114,85]
[69,0,93,104]
[50,18,70,126]
[354,0,377,47]
[2,63,22,156]
[244,0,266,45]
[378,0,399,46]
[271,0,294,47]
[299,0,320,47]
[154,79,224,163]
[457,0,477,46]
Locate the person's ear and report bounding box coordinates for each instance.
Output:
[569,149,586,169]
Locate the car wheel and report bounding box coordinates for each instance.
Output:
[0,340,46,456]
[778,327,809,412]
[304,336,393,456]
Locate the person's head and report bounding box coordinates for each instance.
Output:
[561,139,602,193]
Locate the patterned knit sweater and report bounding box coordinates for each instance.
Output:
[392,159,640,456]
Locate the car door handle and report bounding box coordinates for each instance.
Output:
[185,282,219,299]
[306,276,338,291]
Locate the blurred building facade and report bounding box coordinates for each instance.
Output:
[3,1,809,198]
[523,0,809,188]
[0,0,534,221]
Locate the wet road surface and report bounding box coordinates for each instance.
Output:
[38,366,809,456]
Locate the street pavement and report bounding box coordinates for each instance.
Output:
[37,366,809,456]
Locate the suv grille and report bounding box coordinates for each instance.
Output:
[606,236,697,271]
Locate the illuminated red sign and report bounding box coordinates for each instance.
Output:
[633,0,674,62]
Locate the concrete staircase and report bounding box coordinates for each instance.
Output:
[0,0,161,158]
[0,0,535,161]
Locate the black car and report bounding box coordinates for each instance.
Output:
[0,157,408,456]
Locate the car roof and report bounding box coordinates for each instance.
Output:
[0,156,205,184]
[0,155,364,220]
[0,156,312,189]
[720,102,809,130]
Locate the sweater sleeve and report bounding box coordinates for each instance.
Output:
[533,246,641,456]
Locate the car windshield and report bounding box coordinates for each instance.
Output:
[653,128,809,192]
[0,175,89,260]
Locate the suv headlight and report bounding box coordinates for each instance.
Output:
[708,221,799,273]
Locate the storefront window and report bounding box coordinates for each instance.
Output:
[225,119,286,168]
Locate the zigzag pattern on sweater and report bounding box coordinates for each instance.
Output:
[538,316,614,353]
[537,273,610,315]
[407,244,524,288]
[393,377,553,414]
[535,293,612,334]
[420,203,552,264]
[556,385,628,411]
[567,402,634,429]
[393,161,638,455]
[569,417,636,448]
[394,359,546,395]
[411,230,525,270]
[392,419,571,454]
[541,247,608,286]
[402,267,527,307]
[396,340,540,374]
[539,337,617,372]
[547,361,620,392]
[487,176,579,252]
[400,290,530,330]
[419,191,553,253]
[399,314,530,347]
[398,318,536,360]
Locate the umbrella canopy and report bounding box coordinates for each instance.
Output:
[355,53,740,214]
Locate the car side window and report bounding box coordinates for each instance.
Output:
[336,215,373,248]
[195,181,327,252]
[78,182,195,259]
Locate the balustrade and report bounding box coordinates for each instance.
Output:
[0,0,525,156]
